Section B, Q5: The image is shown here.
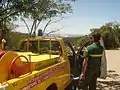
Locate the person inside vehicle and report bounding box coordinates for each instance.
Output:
[79,33,104,90]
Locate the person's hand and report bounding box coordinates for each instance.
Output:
[79,73,85,88]
[80,73,85,80]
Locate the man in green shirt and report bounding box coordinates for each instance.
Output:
[80,33,104,90]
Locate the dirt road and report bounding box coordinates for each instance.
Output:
[97,50,120,90]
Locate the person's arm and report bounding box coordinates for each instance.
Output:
[81,58,88,75]
[80,48,89,80]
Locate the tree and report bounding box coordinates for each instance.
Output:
[0,0,74,37]
[90,22,120,49]
[0,0,26,23]
[8,32,28,50]
[0,0,17,38]
[20,0,73,36]
[0,0,75,49]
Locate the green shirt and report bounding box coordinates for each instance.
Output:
[84,42,104,72]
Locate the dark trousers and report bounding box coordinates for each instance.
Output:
[81,71,98,90]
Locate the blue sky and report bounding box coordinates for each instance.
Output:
[15,0,120,35]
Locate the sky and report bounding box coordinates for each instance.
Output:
[15,0,120,36]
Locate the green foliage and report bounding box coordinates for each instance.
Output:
[63,36,89,51]
[0,0,73,36]
[75,36,88,47]
[23,0,73,35]
[64,36,82,46]
[0,0,75,50]
[66,21,120,50]
[90,22,120,49]
[7,32,28,50]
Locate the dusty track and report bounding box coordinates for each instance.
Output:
[97,50,120,90]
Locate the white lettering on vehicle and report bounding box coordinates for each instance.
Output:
[21,63,66,90]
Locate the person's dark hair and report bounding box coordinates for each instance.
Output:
[92,33,101,42]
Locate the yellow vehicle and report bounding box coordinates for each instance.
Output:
[0,36,78,90]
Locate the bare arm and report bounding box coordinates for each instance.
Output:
[81,58,88,75]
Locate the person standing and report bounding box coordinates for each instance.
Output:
[0,37,6,50]
[79,33,104,90]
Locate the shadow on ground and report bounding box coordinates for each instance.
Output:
[97,70,120,90]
